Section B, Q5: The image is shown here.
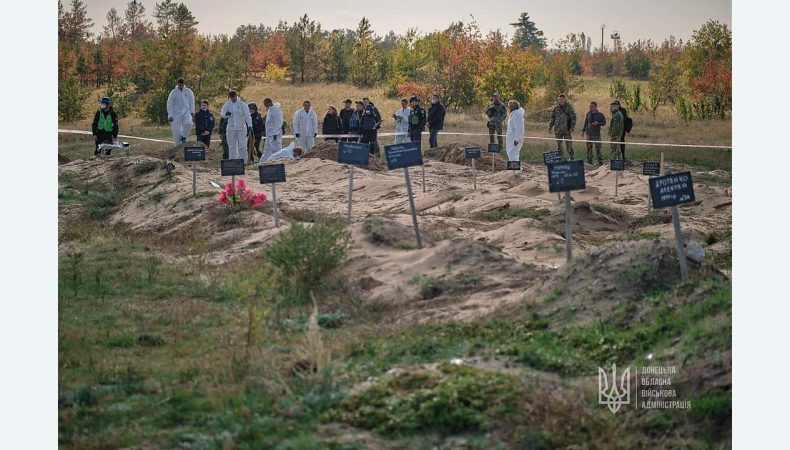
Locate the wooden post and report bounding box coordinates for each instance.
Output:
[564,190,573,262]
[615,170,619,198]
[347,165,355,225]
[403,167,423,249]
[272,183,280,227]
[671,205,689,282]
[192,162,197,196]
[422,164,426,193]
[471,158,476,190]
[491,153,494,172]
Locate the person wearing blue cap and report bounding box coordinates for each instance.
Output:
[91,97,118,156]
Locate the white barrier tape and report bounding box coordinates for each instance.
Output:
[60,129,731,150]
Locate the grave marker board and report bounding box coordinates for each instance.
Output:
[258,163,286,184]
[385,141,423,169]
[465,147,482,159]
[487,143,502,153]
[184,146,206,162]
[642,161,661,176]
[543,150,562,164]
[221,159,245,176]
[610,159,626,171]
[338,142,371,166]
[649,172,695,208]
[507,160,521,171]
[547,160,586,193]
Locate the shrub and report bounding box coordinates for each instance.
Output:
[58,77,88,122]
[264,222,351,306]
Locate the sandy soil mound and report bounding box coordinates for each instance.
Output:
[425,143,507,171]
[58,153,71,165]
[303,141,388,171]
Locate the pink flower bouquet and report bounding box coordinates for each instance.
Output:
[217,178,267,208]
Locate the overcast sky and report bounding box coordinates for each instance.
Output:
[82,0,731,45]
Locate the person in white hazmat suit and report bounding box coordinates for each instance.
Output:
[292,100,318,153]
[506,100,526,163]
[220,90,253,162]
[265,141,303,162]
[392,98,411,144]
[263,98,283,160]
[166,78,195,145]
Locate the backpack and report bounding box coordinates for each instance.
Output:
[349,113,361,131]
[361,112,377,131]
[624,116,633,133]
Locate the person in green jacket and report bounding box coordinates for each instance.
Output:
[218,116,229,160]
[608,101,624,160]
[549,93,577,160]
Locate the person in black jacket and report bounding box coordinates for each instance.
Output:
[408,96,426,146]
[348,102,364,143]
[91,96,119,156]
[362,97,382,155]
[322,106,343,142]
[249,102,265,159]
[427,93,446,148]
[338,99,354,141]
[195,99,215,148]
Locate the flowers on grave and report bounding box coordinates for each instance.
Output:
[217,178,267,208]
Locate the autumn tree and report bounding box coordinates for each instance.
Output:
[287,14,322,83]
[59,0,93,45]
[352,18,378,86]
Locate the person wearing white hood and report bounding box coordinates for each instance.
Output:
[220,90,253,162]
[292,100,318,153]
[263,98,283,160]
[505,100,525,163]
[166,78,195,145]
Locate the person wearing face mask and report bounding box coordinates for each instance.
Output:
[248,103,265,161]
[195,99,215,149]
[426,94,446,149]
[292,100,318,153]
[263,98,283,160]
[407,96,426,146]
[91,96,119,156]
[485,93,506,146]
[220,90,253,162]
[166,78,196,145]
[505,100,525,163]
[608,101,625,160]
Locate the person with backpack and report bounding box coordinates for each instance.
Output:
[613,100,632,161]
[348,101,364,142]
[339,99,355,142]
[549,93,577,160]
[91,96,119,156]
[195,99,215,149]
[408,96,426,146]
[322,106,343,142]
[360,104,381,156]
[292,100,318,153]
[608,101,625,160]
[581,101,606,166]
[427,93,446,148]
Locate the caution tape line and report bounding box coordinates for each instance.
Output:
[59,129,731,150]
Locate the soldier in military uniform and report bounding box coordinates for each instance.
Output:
[581,101,606,165]
[549,94,577,160]
[219,116,229,160]
[608,101,624,160]
[484,93,506,146]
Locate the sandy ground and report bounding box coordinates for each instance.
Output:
[59,143,731,325]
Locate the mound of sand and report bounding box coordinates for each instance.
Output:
[425,143,507,171]
[303,142,388,171]
[58,153,71,165]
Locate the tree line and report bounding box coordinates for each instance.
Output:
[58,1,731,123]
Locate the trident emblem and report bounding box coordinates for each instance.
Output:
[598,364,630,414]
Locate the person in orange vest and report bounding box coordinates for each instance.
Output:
[91,96,118,156]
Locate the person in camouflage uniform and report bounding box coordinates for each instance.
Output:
[219,116,229,160]
[484,93,506,146]
[581,101,606,165]
[608,101,624,160]
[549,93,577,160]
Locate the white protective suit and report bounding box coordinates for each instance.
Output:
[292,108,318,153]
[506,107,526,162]
[265,142,298,161]
[220,98,253,162]
[393,106,411,144]
[166,85,195,145]
[263,102,284,160]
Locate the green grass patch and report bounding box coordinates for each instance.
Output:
[474,207,550,222]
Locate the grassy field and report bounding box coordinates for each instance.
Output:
[62,77,731,170]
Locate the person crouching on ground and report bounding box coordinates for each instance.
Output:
[505,100,525,163]
[322,106,343,142]
[195,99,215,149]
[92,96,118,156]
[220,90,253,162]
